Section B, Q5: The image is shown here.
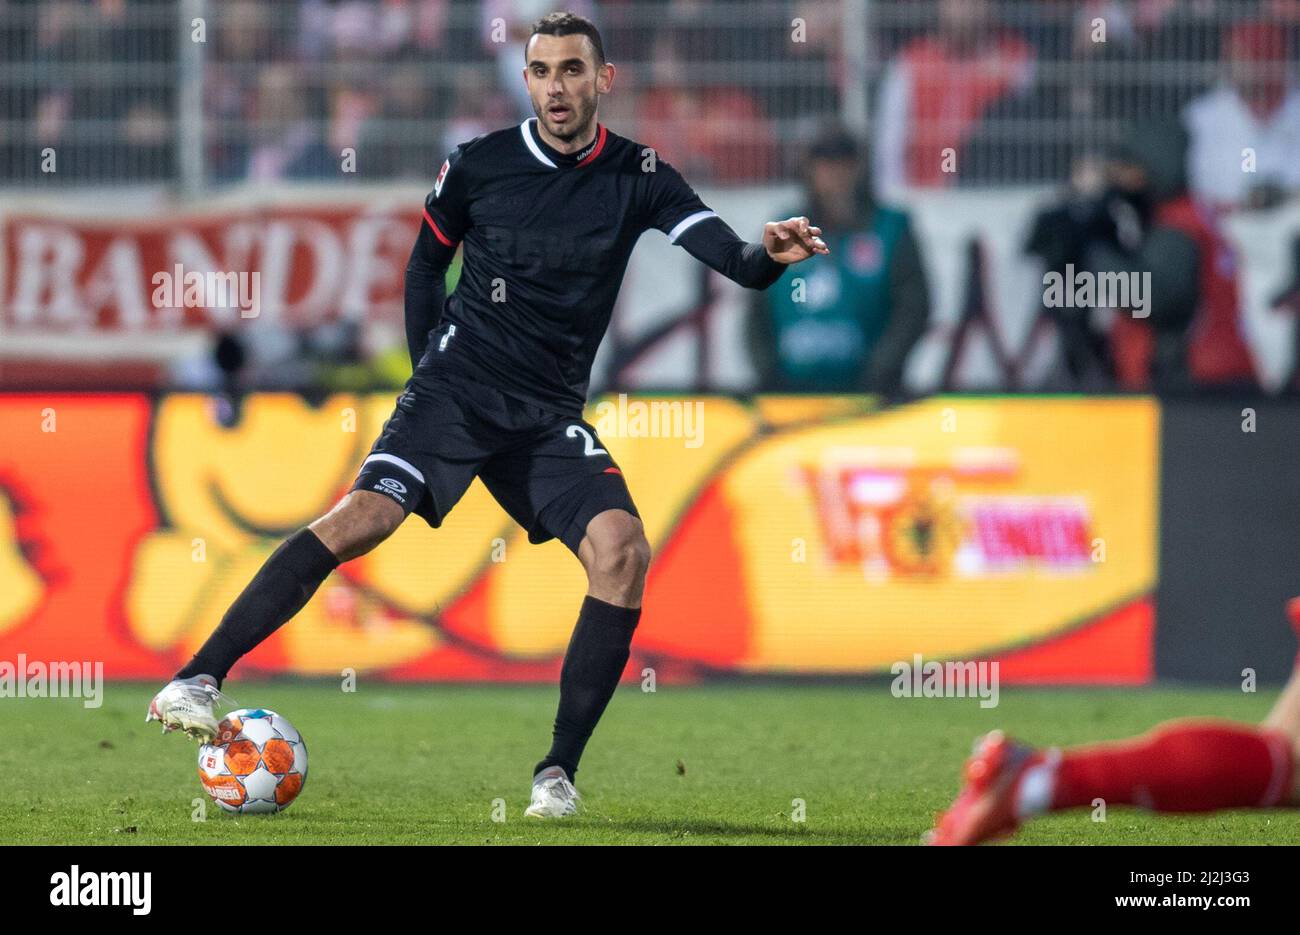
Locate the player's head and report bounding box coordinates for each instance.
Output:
[523,12,614,144]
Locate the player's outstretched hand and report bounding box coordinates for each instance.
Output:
[762,216,830,264]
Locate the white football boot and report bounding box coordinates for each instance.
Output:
[145,674,226,741]
[525,766,581,818]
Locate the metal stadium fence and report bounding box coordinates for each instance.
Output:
[0,0,1291,190]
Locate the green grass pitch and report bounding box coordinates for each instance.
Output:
[3,682,1297,845]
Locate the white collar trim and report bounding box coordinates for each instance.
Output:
[520,119,557,169]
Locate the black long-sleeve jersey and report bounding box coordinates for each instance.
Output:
[405,118,786,415]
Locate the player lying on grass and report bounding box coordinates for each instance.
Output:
[929,599,1300,845]
[146,12,827,818]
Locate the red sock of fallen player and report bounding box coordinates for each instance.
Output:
[1039,720,1293,813]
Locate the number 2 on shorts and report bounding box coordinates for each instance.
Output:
[566,424,607,456]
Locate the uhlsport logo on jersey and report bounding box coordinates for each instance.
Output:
[803,447,1096,579]
[50,865,151,915]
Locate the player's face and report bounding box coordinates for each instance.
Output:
[523,34,614,146]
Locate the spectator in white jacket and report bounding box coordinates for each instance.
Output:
[1184,20,1300,212]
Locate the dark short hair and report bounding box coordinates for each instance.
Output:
[527,11,605,65]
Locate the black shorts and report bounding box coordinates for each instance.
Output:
[352,374,638,554]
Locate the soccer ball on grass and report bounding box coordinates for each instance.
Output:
[197,708,307,814]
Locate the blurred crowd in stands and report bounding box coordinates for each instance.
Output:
[2,0,1296,191]
[751,0,1300,397]
[0,0,825,185]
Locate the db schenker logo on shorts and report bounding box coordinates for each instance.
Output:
[374,477,407,502]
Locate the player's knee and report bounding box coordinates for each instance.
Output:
[585,514,651,586]
[310,491,405,561]
[593,537,651,587]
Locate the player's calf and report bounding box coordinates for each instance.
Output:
[931,720,1296,844]
[309,490,406,562]
[530,510,647,787]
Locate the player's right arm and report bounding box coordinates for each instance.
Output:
[405,147,472,368]
[642,158,826,290]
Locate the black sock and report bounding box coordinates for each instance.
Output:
[534,596,640,781]
[175,529,339,687]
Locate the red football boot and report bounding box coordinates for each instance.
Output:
[927,730,1047,846]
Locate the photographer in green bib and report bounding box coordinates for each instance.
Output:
[749,127,930,395]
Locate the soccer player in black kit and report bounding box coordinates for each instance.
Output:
[147,11,828,817]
